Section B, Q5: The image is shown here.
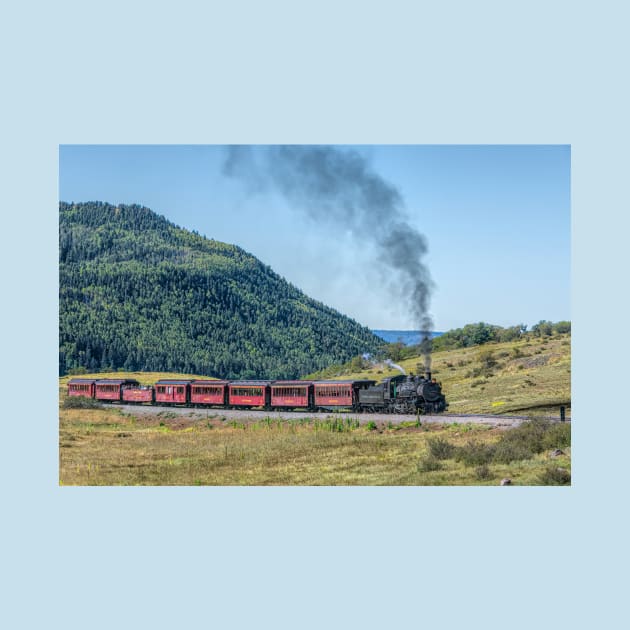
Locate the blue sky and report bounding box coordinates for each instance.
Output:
[59,145,570,331]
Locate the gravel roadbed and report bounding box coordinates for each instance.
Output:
[110,404,564,428]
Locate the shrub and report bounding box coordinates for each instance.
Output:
[456,440,496,467]
[532,320,553,337]
[475,464,492,480]
[426,437,456,460]
[366,420,377,431]
[478,349,497,369]
[498,419,550,455]
[542,423,571,449]
[418,455,443,472]
[62,396,102,409]
[537,466,571,485]
[553,321,571,334]
[493,440,534,464]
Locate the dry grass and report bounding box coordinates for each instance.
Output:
[59,407,571,486]
[430,335,570,416]
[338,333,571,416]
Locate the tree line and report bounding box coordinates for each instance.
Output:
[384,320,571,362]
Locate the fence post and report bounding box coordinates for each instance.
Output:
[560,406,566,422]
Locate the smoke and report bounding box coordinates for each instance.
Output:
[223,145,434,370]
[385,359,407,376]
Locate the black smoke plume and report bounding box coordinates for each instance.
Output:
[223,145,434,371]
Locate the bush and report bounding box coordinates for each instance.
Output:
[478,349,497,369]
[456,440,496,467]
[62,396,102,409]
[532,320,553,337]
[418,455,443,472]
[553,321,571,334]
[426,437,456,460]
[537,466,571,485]
[497,419,550,455]
[366,420,377,431]
[475,464,492,480]
[542,423,571,449]
[493,440,534,464]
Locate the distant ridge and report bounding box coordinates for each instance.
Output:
[59,201,384,378]
[372,330,444,346]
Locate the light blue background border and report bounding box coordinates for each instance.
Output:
[2,1,628,628]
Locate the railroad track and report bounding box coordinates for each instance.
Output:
[113,404,569,428]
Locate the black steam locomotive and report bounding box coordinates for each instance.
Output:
[358,373,448,414]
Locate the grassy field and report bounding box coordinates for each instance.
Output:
[59,406,571,486]
[59,335,571,485]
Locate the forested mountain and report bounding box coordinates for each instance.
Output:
[59,201,383,378]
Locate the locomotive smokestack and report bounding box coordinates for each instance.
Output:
[420,322,433,381]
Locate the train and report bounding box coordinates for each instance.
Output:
[67,372,448,414]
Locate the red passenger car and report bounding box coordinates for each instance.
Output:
[67,378,96,398]
[190,380,229,406]
[122,385,154,403]
[154,380,191,405]
[228,381,271,408]
[271,381,313,409]
[313,380,376,409]
[95,378,140,402]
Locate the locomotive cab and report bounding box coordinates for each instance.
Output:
[383,374,407,400]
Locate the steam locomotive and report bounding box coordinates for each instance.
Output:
[67,371,447,414]
[358,373,448,414]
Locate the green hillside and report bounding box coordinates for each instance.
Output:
[306,328,571,416]
[59,201,383,378]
